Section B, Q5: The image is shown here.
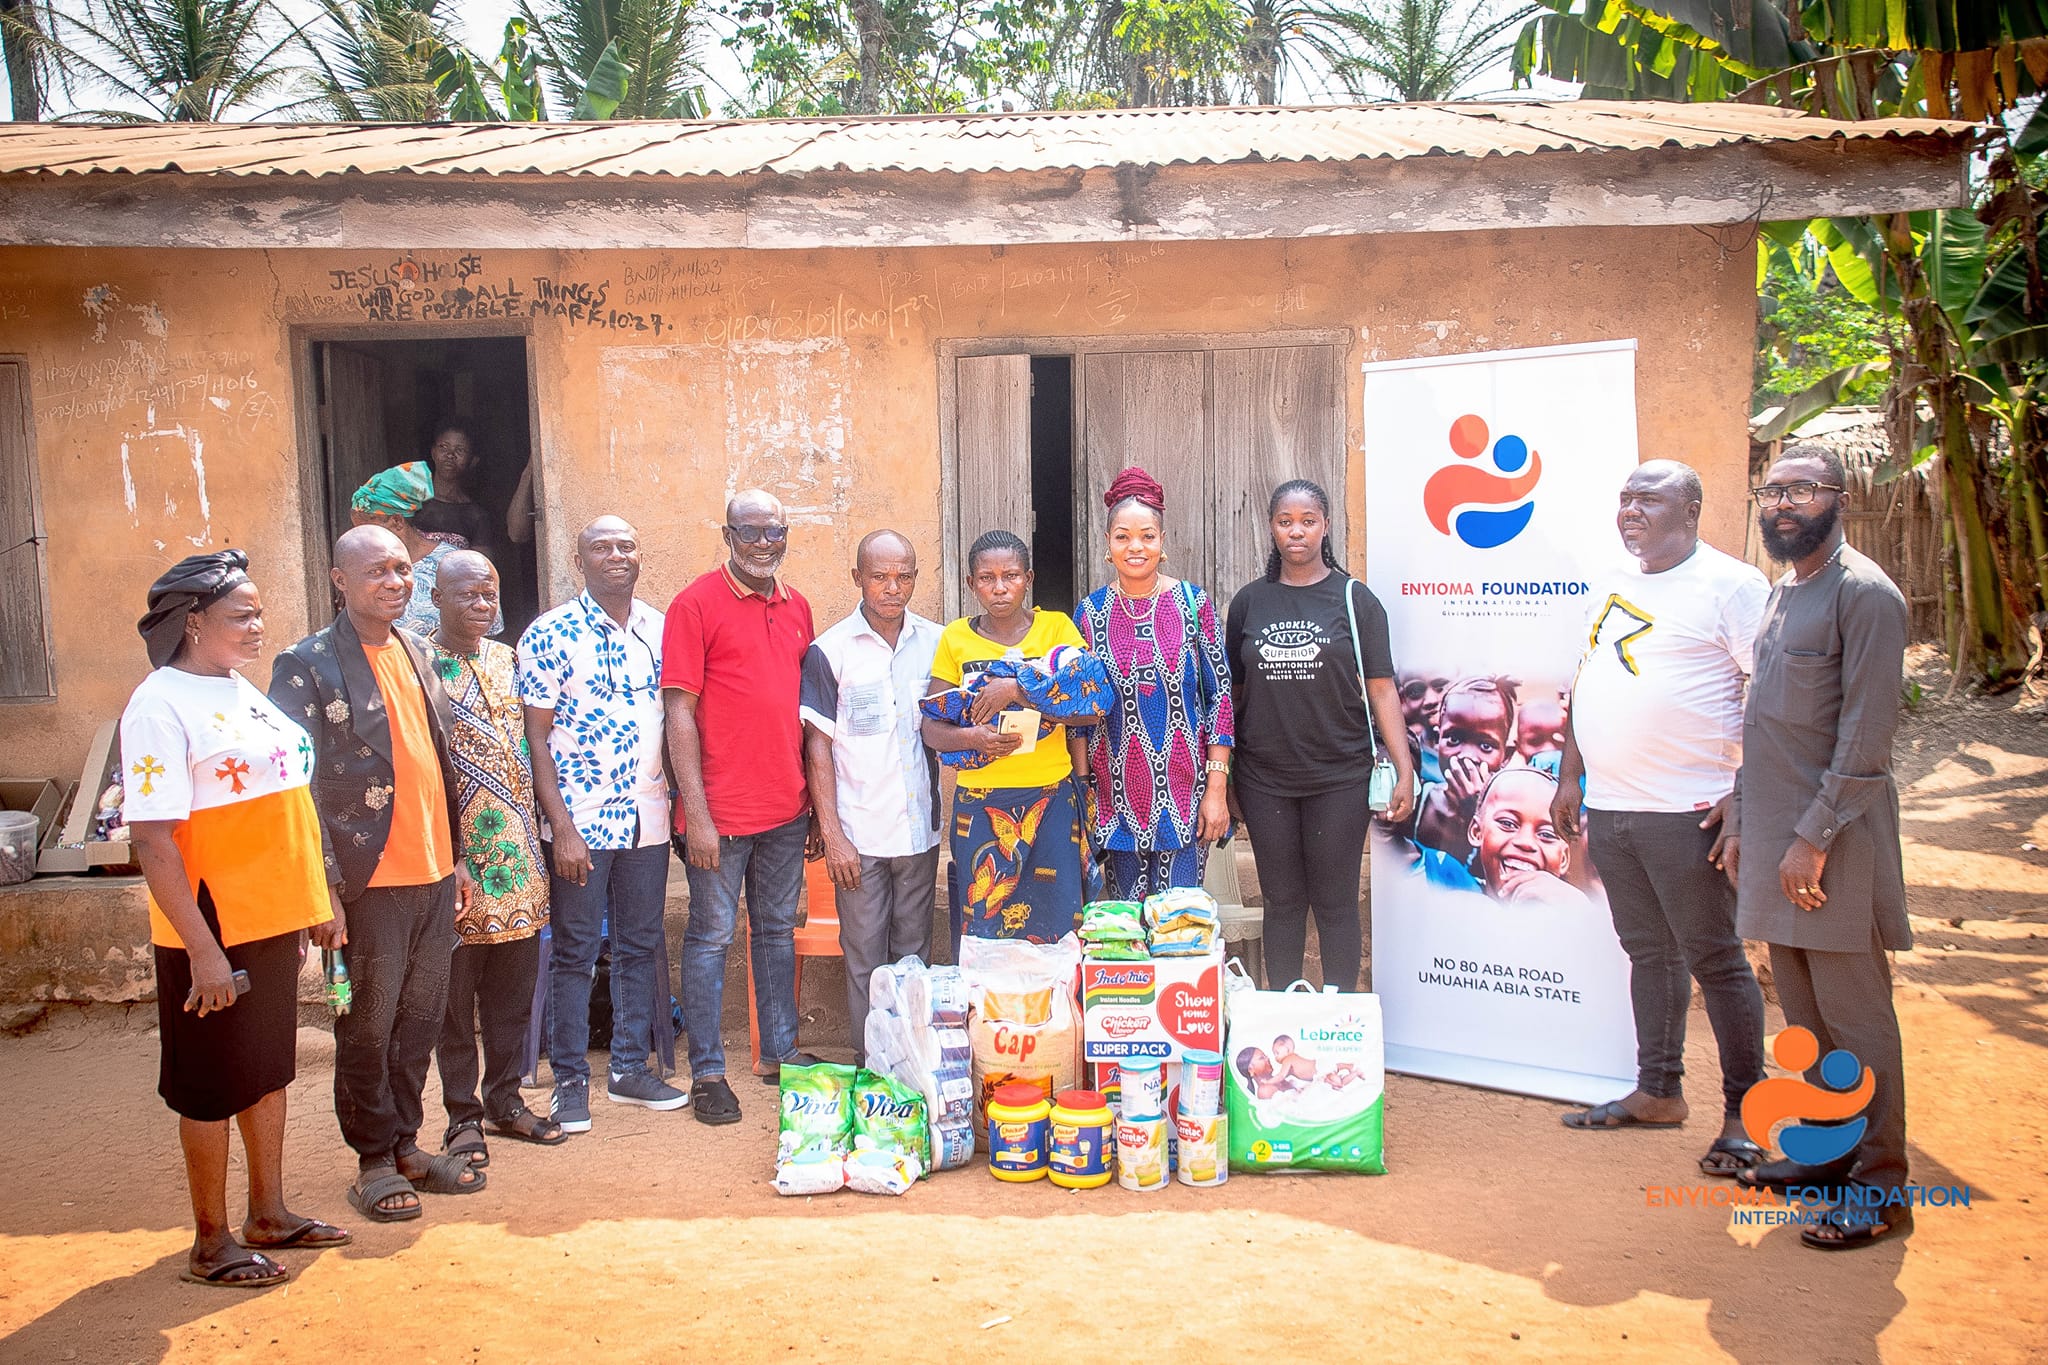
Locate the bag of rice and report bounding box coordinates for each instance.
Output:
[773,1060,857,1196]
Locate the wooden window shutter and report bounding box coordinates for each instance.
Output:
[0,359,55,701]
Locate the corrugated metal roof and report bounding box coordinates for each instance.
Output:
[0,100,1974,179]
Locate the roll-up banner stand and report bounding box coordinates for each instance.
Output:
[1362,340,1640,1104]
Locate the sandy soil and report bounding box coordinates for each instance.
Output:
[1,675,2043,1363]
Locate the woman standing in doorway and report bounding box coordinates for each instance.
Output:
[1225,479,1415,990]
[412,426,498,558]
[922,531,1092,946]
[123,551,352,1287]
[1076,467,1234,900]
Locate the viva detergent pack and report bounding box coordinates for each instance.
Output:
[1224,982,1387,1175]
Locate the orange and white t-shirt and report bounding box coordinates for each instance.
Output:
[120,667,334,949]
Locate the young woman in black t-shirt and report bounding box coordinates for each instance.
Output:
[1224,481,1415,990]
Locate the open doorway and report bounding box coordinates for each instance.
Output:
[1027,356,1075,613]
[308,335,541,641]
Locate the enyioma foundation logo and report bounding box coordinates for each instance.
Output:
[1645,1028,1972,1223]
[1422,414,1543,549]
[1740,1026,1873,1163]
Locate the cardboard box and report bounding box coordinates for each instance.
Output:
[1081,946,1224,1064]
[0,778,63,847]
[37,722,137,875]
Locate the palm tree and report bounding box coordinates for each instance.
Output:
[1322,0,1535,102]
[517,0,705,118]
[1,0,51,119]
[5,0,306,120]
[294,0,468,121]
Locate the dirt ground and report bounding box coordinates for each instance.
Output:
[1,662,2043,1363]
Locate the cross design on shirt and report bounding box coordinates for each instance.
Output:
[297,736,314,774]
[215,757,252,794]
[131,755,165,796]
[270,747,289,780]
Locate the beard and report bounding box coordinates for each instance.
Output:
[1759,499,1840,562]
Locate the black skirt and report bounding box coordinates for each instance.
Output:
[154,884,302,1121]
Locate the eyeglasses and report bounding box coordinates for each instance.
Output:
[726,524,789,545]
[1751,482,1843,509]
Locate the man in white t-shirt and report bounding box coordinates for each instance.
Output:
[1552,460,1771,1179]
[799,531,943,1061]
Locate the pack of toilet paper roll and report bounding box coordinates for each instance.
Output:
[866,956,976,1171]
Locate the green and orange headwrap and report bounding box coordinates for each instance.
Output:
[350,461,435,519]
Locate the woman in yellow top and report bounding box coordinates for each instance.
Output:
[922,531,1092,947]
[122,551,350,1289]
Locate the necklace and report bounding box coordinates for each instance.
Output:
[1114,583,1160,620]
[1793,540,1846,585]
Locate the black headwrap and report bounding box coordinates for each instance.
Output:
[138,550,252,668]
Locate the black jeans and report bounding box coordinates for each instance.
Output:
[437,933,541,1134]
[335,877,456,1168]
[1587,809,1766,1116]
[1238,775,1374,991]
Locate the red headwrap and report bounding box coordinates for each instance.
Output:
[1103,466,1165,512]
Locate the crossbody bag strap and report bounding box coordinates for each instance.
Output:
[1343,576,1380,763]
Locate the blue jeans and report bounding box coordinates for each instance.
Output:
[680,814,807,1079]
[545,841,669,1087]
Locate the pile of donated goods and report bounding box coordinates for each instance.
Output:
[771,887,1388,1197]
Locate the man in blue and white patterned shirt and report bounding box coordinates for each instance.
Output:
[518,516,683,1132]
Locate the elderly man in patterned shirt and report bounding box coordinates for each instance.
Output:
[519,517,685,1133]
[427,551,561,1167]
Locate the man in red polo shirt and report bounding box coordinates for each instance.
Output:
[663,489,820,1124]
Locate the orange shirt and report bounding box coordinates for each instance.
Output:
[364,640,455,887]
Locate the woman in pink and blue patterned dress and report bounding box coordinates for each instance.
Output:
[1075,467,1235,899]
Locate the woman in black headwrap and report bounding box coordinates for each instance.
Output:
[122,551,354,1288]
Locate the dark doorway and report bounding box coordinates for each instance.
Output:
[310,335,540,640]
[1027,355,1075,613]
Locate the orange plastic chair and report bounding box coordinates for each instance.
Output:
[745,856,843,1074]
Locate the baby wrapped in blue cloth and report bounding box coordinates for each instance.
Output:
[920,643,1112,770]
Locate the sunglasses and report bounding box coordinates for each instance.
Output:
[1751,482,1843,509]
[726,524,789,545]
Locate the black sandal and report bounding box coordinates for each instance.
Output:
[1802,1202,1914,1251]
[180,1251,289,1289]
[488,1105,567,1146]
[1699,1136,1766,1178]
[444,1120,490,1169]
[1561,1099,1683,1130]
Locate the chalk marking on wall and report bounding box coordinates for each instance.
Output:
[120,440,137,520]
[188,432,212,545]
[83,284,118,343]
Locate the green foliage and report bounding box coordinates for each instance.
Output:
[1754,261,1890,411]
[1325,0,1535,102]
[5,0,307,120]
[294,0,465,121]
[518,0,706,119]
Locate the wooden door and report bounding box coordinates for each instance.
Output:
[0,359,54,700]
[1078,350,1208,598]
[1211,345,1345,596]
[954,354,1033,614]
[318,342,388,551]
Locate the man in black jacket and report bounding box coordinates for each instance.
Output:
[271,524,480,1223]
